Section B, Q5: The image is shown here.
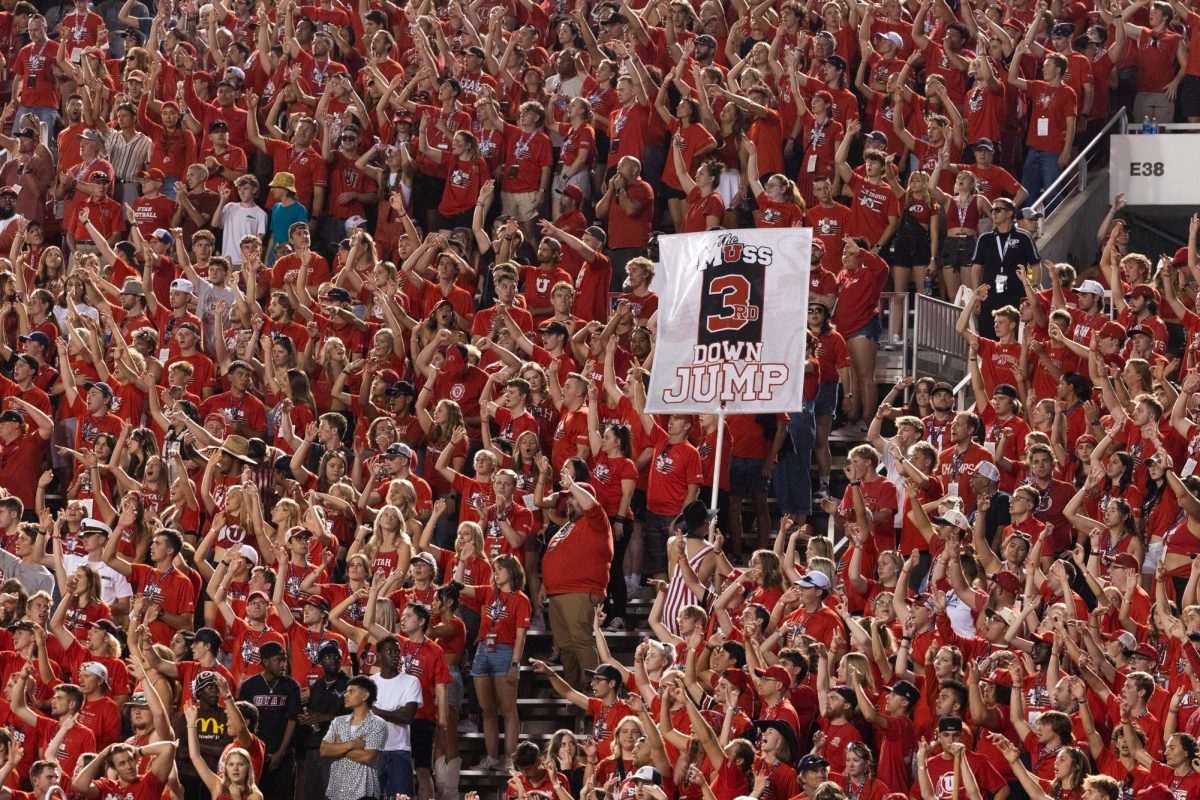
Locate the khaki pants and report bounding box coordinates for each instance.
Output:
[548,592,602,689]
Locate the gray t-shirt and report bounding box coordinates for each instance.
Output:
[0,550,53,596]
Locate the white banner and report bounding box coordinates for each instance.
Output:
[1110,134,1200,205]
[645,228,812,414]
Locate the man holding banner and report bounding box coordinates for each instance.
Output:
[631,377,704,581]
[643,226,815,555]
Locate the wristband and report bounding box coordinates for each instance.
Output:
[850,480,862,487]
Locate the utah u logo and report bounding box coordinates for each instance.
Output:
[698,235,768,345]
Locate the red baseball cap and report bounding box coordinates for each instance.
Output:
[753,665,792,689]
[1124,284,1161,304]
[1105,552,1139,570]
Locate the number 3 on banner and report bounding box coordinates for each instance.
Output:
[705,274,758,332]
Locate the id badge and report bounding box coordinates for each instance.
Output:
[984,441,996,455]
[24,75,34,90]
[1037,117,1049,137]
[995,274,1008,293]
[485,632,497,653]
[508,163,519,180]
[159,348,170,363]
[609,138,619,152]
[947,481,960,497]
[1184,458,1198,478]
[806,154,817,173]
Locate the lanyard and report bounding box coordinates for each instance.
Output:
[143,566,175,598]
[808,118,828,149]
[954,196,972,228]
[228,392,246,420]
[1034,742,1064,773]
[400,638,424,672]
[287,147,308,173]
[305,627,326,660]
[995,231,1015,271]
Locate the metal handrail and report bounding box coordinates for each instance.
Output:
[1030,106,1128,221]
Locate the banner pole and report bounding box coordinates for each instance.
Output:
[710,403,725,512]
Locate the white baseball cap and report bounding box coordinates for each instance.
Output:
[170,278,196,296]
[1077,279,1105,296]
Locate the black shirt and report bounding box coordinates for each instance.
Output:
[238,673,302,753]
[302,671,349,752]
[970,227,1040,303]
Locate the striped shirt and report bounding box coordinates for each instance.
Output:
[103,127,152,182]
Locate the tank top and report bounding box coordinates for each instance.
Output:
[947,194,983,231]
[662,541,714,636]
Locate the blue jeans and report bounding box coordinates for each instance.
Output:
[1020,148,1063,210]
[774,409,816,515]
[14,106,58,146]
[378,750,414,798]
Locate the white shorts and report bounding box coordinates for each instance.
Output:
[718,168,742,207]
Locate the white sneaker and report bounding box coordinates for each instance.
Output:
[530,608,546,631]
[604,616,626,631]
[458,718,478,734]
[473,755,500,771]
[500,756,514,772]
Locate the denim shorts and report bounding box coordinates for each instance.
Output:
[729,456,769,496]
[813,382,840,417]
[471,641,515,677]
[848,315,882,341]
[447,666,464,707]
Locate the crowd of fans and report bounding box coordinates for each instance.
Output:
[0,0,1195,799]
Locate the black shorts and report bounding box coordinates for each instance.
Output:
[434,208,474,230]
[411,718,435,770]
[941,235,977,269]
[887,228,932,267]
[661,183,687,202]
[1182,75,1200,119]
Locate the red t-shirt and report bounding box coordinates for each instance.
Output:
[551,404,590,472]
[228,618,286,685]
[264,138,326,208]
[876,714,917,792]
[682,187,724,233]
[589,452,637,518]
[646,426,703,516]
[93,773,164,800]
[439,156,489,216]
[543,502,613,596]
[473,586,531,646]
[128,564,196,646]
[846,173,899,246]
[833,251,889,335]
[396,635,452,722]
[500,125,553,194]
[1023,80,1077,153]
[606,178,654,249]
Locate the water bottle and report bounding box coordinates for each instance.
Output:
[924,273,935,296]
[1151,116,1159,133]
[1143,115,1152,134]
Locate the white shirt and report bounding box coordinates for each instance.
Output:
[62,553,133,604]
[369,671,422,752]
[219,202,268,264]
